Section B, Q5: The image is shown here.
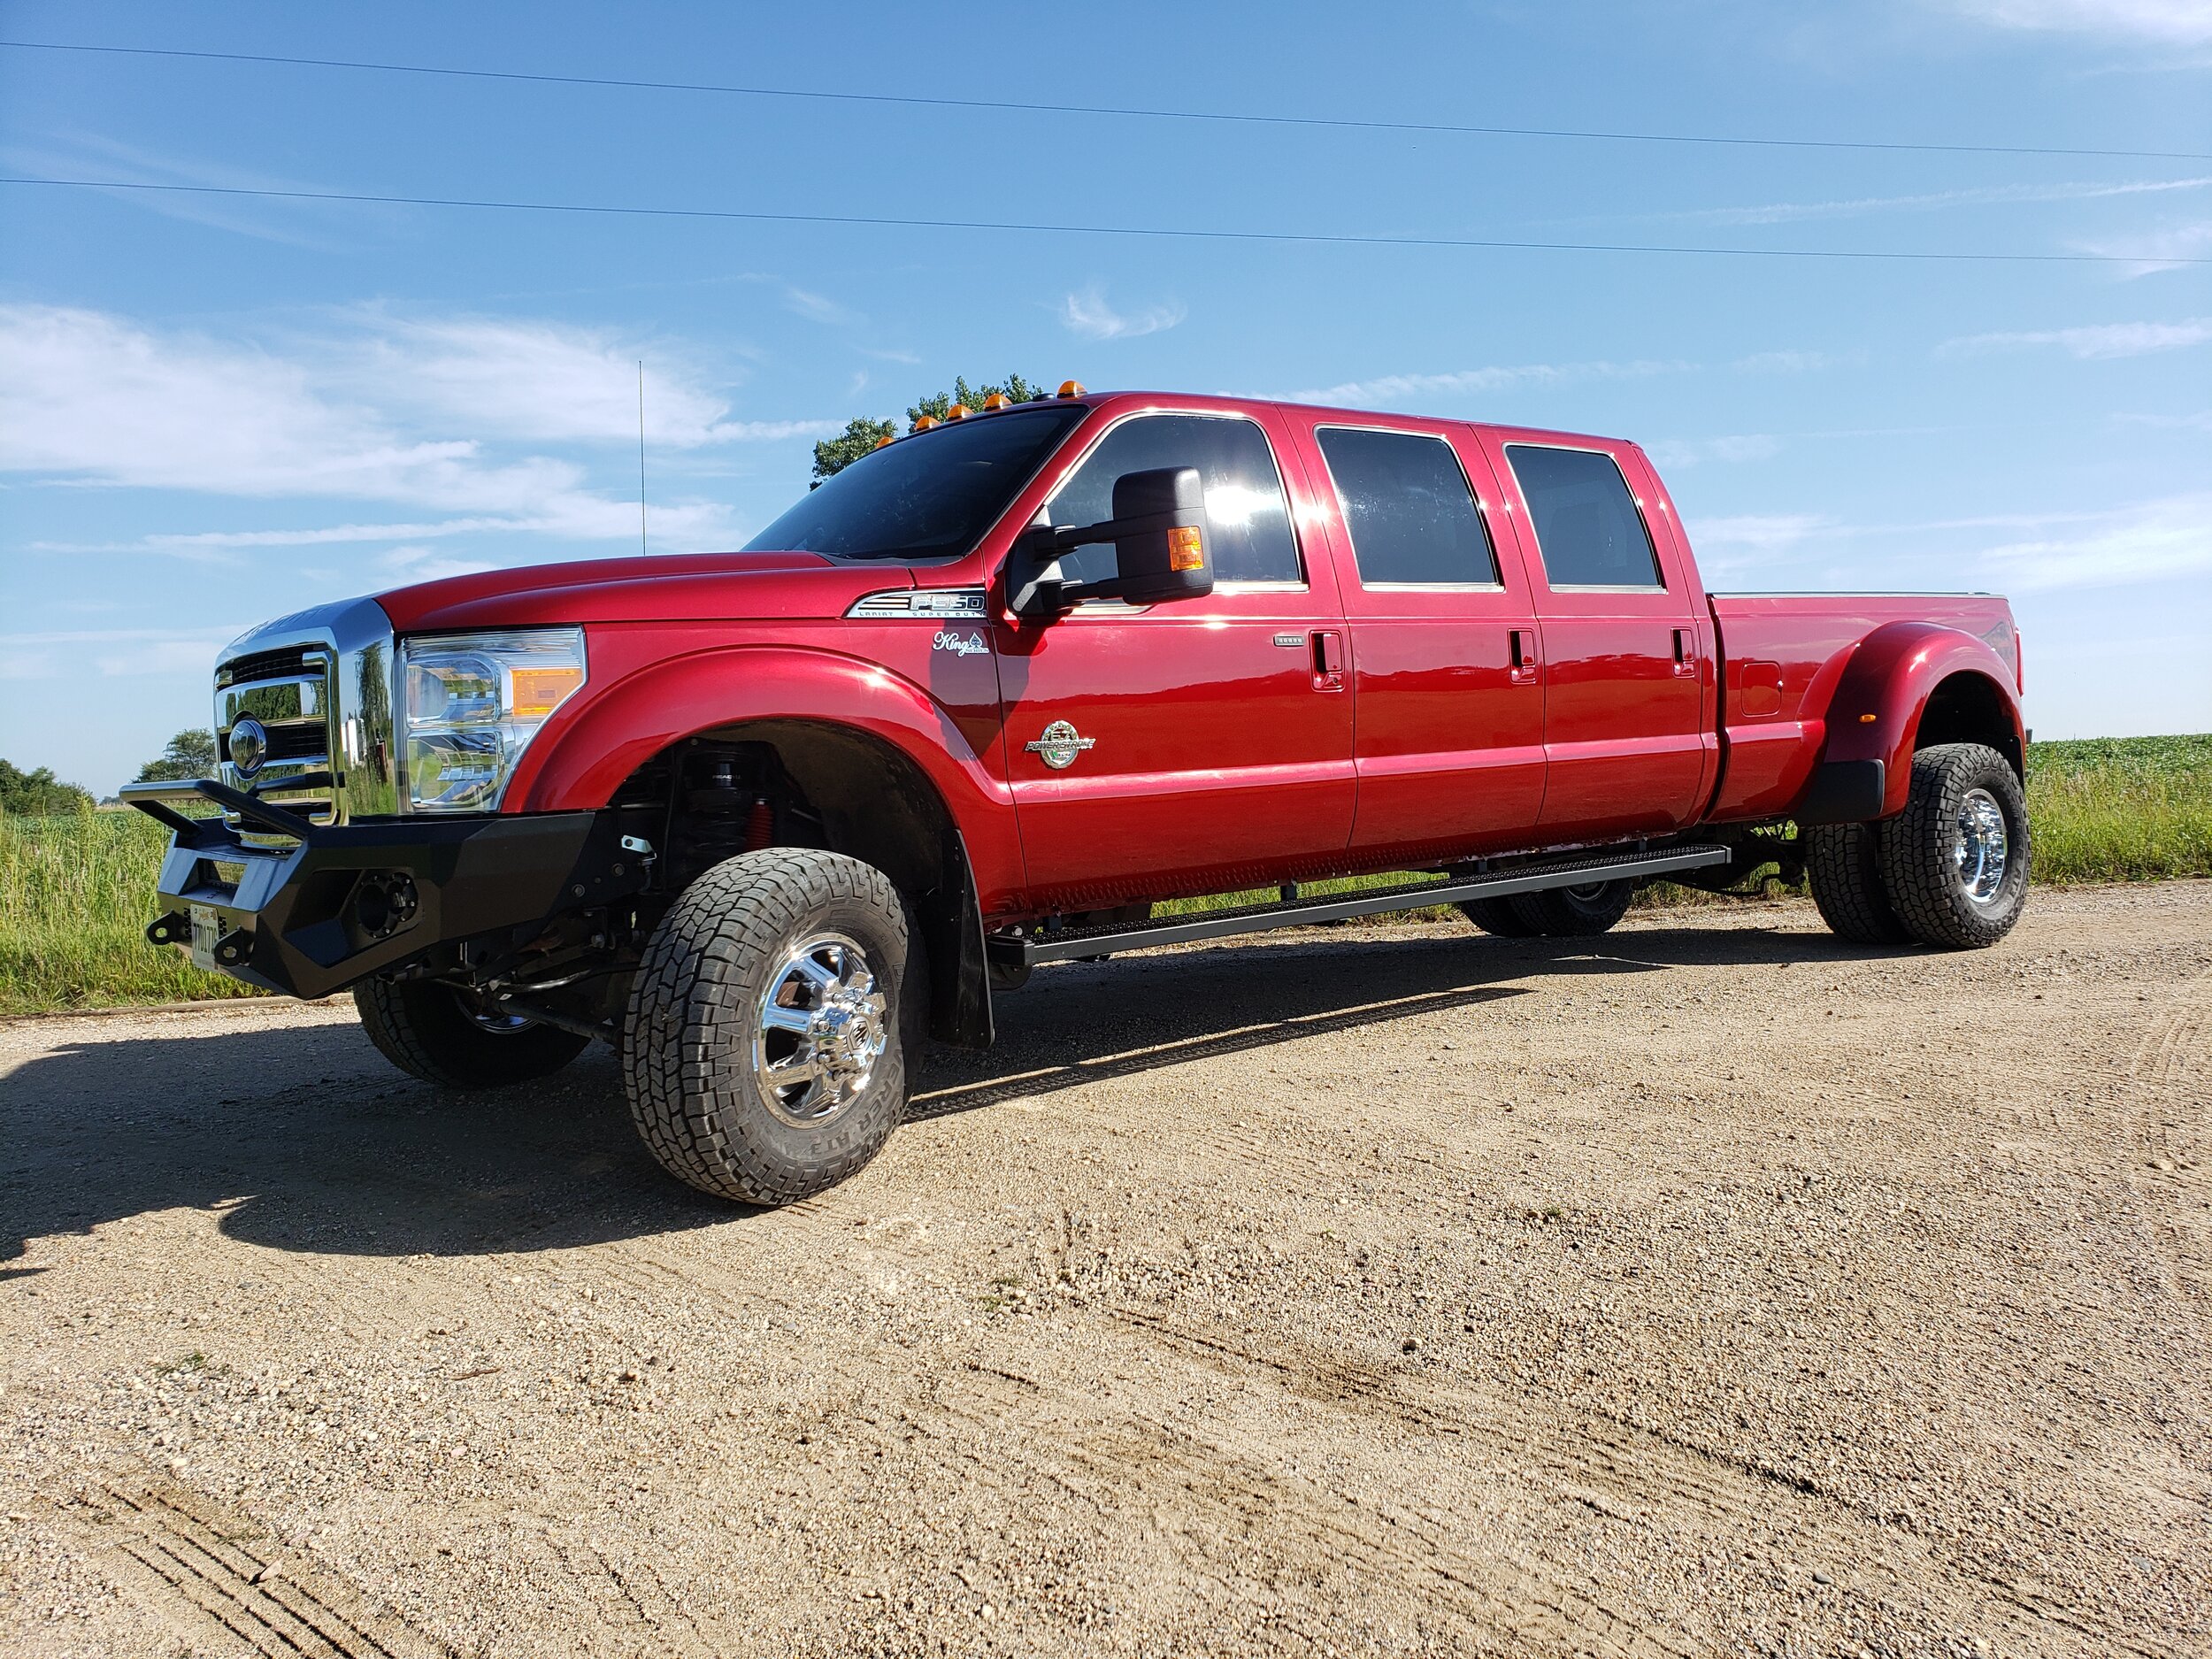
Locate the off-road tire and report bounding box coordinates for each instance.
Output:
[1805,821,1912,945]
[1878,742,2030,949]
[622,849,922,1205]
[354,979,590,1087]
[1458,896,1540,937]
[1509,879,1635,937]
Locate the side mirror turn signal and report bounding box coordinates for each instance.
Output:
[1005,466,1213,619]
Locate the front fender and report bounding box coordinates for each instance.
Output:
[503,643,1025,909]
[1814,621,2024,818]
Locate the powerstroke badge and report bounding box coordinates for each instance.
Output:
[1024,720,1096,770]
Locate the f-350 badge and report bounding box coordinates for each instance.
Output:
[1025,720,1096,770]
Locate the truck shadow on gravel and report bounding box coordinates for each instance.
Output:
[4,921,1904,1266]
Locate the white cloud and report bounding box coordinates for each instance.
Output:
[0,304,836,550]
[1289,359,1689,406]
[782,287,859,326]
[342,313,745,448]
[1684,513,1834,551]
[380,544,500,581]
[1947,0,2212,43]
[0,304,552,507]
[2073,219,2212,275]
[710,419,844,441]
[1940,317,2212,357]
[0,626,247,680]
[1647,435,1783,469]
[1058,286,1187,341]
[2116,409,2212,430]
[0,131,380,250]
[1976,493,2212,588]
[1678,175,2212,227]
[1732,350,1846,374]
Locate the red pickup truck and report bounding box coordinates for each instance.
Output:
[129,387,2030,1205]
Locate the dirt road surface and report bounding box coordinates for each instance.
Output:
[4,884,2208,1658]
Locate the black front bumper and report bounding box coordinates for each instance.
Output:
[131,781,642,1001]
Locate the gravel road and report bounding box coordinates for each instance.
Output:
[4,884,2208,1658]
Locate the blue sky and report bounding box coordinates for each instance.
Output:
[3,0,2208,794]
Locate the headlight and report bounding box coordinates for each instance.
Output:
[399,628,586,812]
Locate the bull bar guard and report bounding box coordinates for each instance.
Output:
[123,778,641,1001]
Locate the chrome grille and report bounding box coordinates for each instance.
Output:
[216,646,337,828]
[210,596,399,830]
[217,645,320,689]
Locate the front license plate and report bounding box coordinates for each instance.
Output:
[188,904,222,971]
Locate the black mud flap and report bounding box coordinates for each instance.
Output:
[1795,758,1888,825]
[918,826,994,1049]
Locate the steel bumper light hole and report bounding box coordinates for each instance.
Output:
[353,872,422,939]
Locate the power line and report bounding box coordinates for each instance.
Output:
[5,37,2209,165]
[5,174,2204,265]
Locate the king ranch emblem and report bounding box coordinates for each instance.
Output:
[1025,720,1096,771]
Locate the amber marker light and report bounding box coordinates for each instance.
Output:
[510,664,586,720]
[946,403,971,420]
[982,392,1010,411]
[1167,526,1204,572]
[1859,713,1878,723]
[1057,380,1085,397]
[911,414,939,432]
[875,434,895,449]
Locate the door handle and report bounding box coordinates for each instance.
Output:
[1509,628,1540,684]
[1310,630,1344,691]
[1672,627,1699,678]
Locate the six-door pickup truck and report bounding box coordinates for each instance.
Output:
[128,386,2030,1204]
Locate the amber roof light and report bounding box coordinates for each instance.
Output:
[945,403,971,420]
[1057,380,1086,398]
[910,414,939,432]
[982,392,1010,411]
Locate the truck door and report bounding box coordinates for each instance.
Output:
[1486,436,1710,839]
[1290,418,1546,863]
[993,409,1356,911]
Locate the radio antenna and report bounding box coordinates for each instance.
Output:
[636,359,648,556]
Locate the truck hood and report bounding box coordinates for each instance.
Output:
[375,550,918,634]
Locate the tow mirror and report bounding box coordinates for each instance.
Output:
[1005,465,1212,618]
[1105,466,1212,603]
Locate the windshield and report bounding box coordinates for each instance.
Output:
[745,405,1087,561]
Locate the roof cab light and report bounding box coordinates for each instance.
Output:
[945,403,971,420]
[911,414,939,433]
[1057,380,1086,398]
[982,392,1010,411]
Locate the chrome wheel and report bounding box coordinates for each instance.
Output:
[1953,787,2009,904]
[752,933,887,1127]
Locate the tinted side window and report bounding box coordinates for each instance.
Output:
[1505,445,1663,589]
[1317,427,1498,587]
[1047,414,1302,586]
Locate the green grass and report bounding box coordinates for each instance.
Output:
[2023,733,2212,884]
[2,734,2206,1015]
[0,806,261,1017]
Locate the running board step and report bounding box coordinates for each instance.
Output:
[1002,844,1732,967]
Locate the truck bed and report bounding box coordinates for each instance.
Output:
[1706,592,2021,821]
